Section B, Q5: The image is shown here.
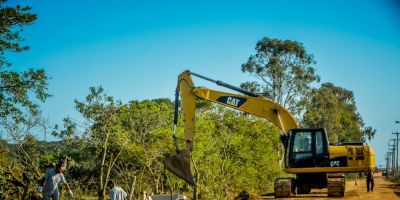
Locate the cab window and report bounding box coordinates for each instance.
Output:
[316,131,324,155]
[293,132,312,153]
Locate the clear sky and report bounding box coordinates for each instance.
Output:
[7,0,400,167]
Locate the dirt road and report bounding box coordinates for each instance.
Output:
[260,177,400,199]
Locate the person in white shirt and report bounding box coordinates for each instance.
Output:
[107,180,127,200]
[42,163,73,200]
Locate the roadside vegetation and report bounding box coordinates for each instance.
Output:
[386,176,400,184]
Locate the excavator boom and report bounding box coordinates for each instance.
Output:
[178,70,299,139]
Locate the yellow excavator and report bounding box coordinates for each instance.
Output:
[165,70,375,197]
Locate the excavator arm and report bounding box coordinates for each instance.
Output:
[165,70,299,185]
[178,70,299,139]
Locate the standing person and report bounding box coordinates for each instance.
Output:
[42,163,73,200]
[365,169,374,192]
[107,180,127,200]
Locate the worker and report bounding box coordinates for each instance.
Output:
[365,169,374,192]
[107,180,127,200]
[303,137,311,152]
[42,163,73,200]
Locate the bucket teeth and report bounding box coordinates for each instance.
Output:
[165,148,196,186]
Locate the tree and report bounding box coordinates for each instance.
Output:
[0,2,50,199]
[241,37,319,116]
[116,98,174,198]
[73,87,126,200]
[53,89,286,199]
[302,83,375,143]
[0,0,50,124]
[0,112,49,199]
[54,90,178,199]
[191,106,283,199]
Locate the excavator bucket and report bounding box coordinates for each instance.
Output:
[165,148,195,186]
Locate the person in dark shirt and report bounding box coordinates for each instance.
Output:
[365,169,374,192]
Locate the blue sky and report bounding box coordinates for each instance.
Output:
[7,0,400,167]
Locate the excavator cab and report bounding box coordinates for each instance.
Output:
[287,128,330,168]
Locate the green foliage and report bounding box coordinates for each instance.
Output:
[241,37,320,116]
[192,107,283,199]
[52,87,285,199]
[241,37,374,144]
[53,88,177,199]
[302,83,375,143]
[55,86,126,200]
[0,0,50,124]
[0,0,37,66]
[0,132,47,199]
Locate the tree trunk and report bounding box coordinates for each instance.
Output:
[97,189,104,200]
[98,130,110,200]
[155,173,161,194]
[22,181,29,200]
[192,161,199,200]
[103,153,114,200]
[193,186,197,200]
[128,176,136,200]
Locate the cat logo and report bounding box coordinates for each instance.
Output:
[227,97,240,107]
[330,160,340,167]
[216,96,247,108]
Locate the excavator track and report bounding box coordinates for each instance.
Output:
[274,178,294,198]
[327,173,345,197]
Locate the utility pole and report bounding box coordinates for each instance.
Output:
[387,151,392,176]
[395,120,400,176]
[390,139,396,176]
[391,148,396,176]
[385,152,390,176]
[393,132,400,176]
[388,142,392,176]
